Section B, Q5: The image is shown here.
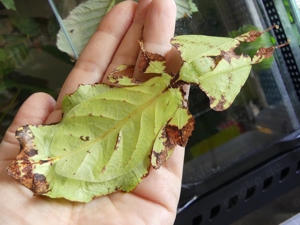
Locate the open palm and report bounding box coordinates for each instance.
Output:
[0,1,184,224]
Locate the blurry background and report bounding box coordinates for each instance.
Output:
[0,0,80,139]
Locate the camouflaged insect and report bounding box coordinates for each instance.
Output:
[7,26,288,202]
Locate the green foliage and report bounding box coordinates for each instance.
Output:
[0,0,15,10]
[175,0,198,19]
[0,7,73,140]
[283,0,294,24]
[0,49,8,62]
[10,16,40,37]
[7,28,278,202]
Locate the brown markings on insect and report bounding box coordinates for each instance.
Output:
[114,135,121,150]
[114,186,122,192]
[227,72,233,90]
[6,125,51,195]
[32,174,49,195]
[208,95,216,106]
[109,65,135,84]
[101,166,106,173]
[26,149,38,157]
[252,47,275,64]
[15,126,35,154]
[152,148,169,170]
[152,112,195,169]
[221,50,241,64]
[137,41,166,73]
[211,54,223,67]
[80,136,90,141]
[165,116,195,147]
[151,127,171,170]
[40,159,51,164]
[213,95,226,111]
[237,30,263,43]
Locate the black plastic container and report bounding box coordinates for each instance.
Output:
[175,0,300,224]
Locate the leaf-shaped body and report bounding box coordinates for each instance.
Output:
[7,28,281,202]
[7,74,194,202]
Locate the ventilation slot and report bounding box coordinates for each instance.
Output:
[209,205,220,220]
[279,167,290,181]
[193,214,202,225]
[263,176,273,191]
[245,186,256,200]
[227,195,239,210]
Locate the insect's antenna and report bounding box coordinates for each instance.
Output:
[274,39,291,49]
[262,24,279,33]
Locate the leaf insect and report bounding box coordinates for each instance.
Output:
[7,25,289,202]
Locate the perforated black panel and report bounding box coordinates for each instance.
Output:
[263,0,300,101]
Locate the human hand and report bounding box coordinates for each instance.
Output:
[0,0,183,224]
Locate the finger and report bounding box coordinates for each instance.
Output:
[129,0,180,212]
[143,0,176,55]
[133,147,183,214]
[0,93,56,160]
[102,0,153,83]
[133,0,176,80]
[55,1,137,109]
[142,0,185,177]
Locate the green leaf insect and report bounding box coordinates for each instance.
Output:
[6,26,289,202]
[0,0,16,11]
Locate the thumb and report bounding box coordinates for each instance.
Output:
[0,93,56,161]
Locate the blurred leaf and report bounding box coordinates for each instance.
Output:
[0,34,30,68]
[175,0,198,19]
[0,34,27,46]
[56,0,123,58]
[10,16,40,37]
[5,44,30,68]
[0,18,14,35]
[1,71,56,96]
[0,0,15,10]
[41,45,74,65]
[0,61,14,77]
[283,0,294,23]
[0,48,8,61]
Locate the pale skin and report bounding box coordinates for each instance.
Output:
[0,0,184,224]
